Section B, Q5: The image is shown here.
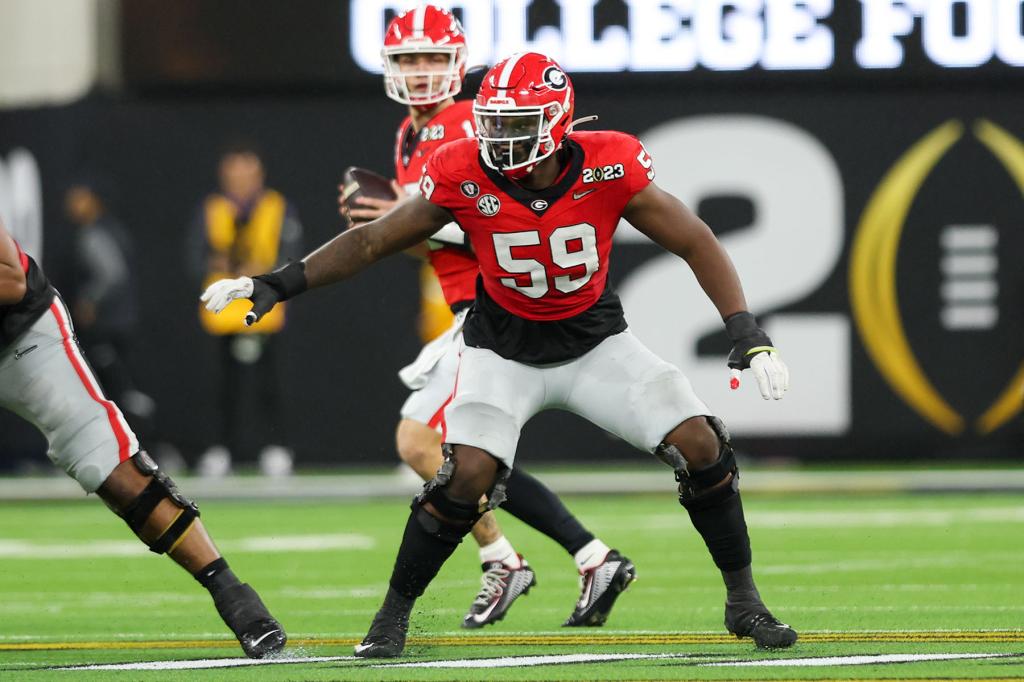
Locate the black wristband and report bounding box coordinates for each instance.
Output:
[256,261,307,301]
[724,311,758,342]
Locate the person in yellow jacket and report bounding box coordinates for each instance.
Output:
[188,141,302,477]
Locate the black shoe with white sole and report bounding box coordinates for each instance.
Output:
[212,583,287,658]
[462,558,536,629]
[563,550,636,627]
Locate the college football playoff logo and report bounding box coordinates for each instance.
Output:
[850,118,1024,436]
[460,181,480,198]
[477,194,500,216]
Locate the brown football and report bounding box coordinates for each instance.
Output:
[341,166,397,212]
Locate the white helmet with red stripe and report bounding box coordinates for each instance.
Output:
[473,52,574,179]
[381,4,467,106]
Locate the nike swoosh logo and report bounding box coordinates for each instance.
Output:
[354,642,374,653]
[470,599,501,624]
[573,189,596,200]
[250,629,281,648]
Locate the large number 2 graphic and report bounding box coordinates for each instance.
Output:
[492,223,599,299]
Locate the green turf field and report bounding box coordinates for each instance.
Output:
[1,491,1022,680]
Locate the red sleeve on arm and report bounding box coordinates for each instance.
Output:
[419,142,464,209]
[15,240,28,273]
[627,135,656,196]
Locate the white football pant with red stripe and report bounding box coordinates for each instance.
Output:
[398,309,468,436]
[0,297,139,492]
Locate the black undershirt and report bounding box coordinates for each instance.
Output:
[0,255,56,350]
[462,276,627,365]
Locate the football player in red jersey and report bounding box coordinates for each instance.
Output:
[204,51,795,657]
[338,5,631,630]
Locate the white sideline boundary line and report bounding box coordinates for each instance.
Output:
[55,655,357,671]
[56,652,1014,672]
[2,468,1024,500]
[380,652,1017,670]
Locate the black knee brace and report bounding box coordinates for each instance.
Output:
[119,451,200,554]
[656,416,739,510]
[658,417,751,571]
[412,445,485,544]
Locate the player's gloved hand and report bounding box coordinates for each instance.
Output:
[200,261,308,326]
[725,311,789,400]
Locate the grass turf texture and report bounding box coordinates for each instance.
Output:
[0,491,1021,680]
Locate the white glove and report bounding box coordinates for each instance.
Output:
[748,351,789,400]
[200,276,254,314]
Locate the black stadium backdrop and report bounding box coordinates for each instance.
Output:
[1,1,1022,465]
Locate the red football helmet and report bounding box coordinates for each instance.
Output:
[382,5,467,107]
[473,52,575,179]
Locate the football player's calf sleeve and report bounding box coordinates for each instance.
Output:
[194,558,241,597]
[388,508,469,600]
[684,490,753,573]
[501,469,595,555]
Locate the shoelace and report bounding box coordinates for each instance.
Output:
[575,567,598,609]
[471,565,510,607]
[747,612,785,629]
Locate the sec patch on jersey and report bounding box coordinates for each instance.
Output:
[341,166,397,212]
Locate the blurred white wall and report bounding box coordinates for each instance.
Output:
[0,0,99,108]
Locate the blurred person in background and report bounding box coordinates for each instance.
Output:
[0,216,286,659]
[64,177,159,446]
[189,141,303,477]
[336,4,635,631]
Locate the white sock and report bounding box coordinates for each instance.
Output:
[574,539,611,572]
[478,536,522,568]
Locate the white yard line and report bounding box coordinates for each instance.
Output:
[38,650,1022,673]
[704,652,1010,667]
[379,653,698,668]
[0,533,374,559]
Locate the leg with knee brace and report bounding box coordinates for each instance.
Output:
[391,445,508,599]
[117,451,200,555]
[656,417,751,572]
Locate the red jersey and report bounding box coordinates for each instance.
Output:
[421,130,654,322]
[394,99,478,307]
[1,241,55,350]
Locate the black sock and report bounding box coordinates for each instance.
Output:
[684,489,752,573]
[194,558,240,597]
[722,564,761,605]
[388,508,467,600]
[378,586,415,621]
[501,468,595,555]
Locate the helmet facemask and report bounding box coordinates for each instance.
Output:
[474,101,564,179]
[382,45,465,106]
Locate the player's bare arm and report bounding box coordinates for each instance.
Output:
[623,182,788,399]
[201,195,452,324]
[622,182,747,321]
[0,220,28,306]
[305,195,450,286]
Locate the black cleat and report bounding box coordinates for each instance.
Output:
[461,557,536,629]
[725,603,798,649]
[354,603,410,658]
[212,583,287,658]
[563,550,636,627]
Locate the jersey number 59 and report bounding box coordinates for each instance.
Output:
[492,223,598,299]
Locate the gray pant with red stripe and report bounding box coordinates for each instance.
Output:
[0,298,138,492]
